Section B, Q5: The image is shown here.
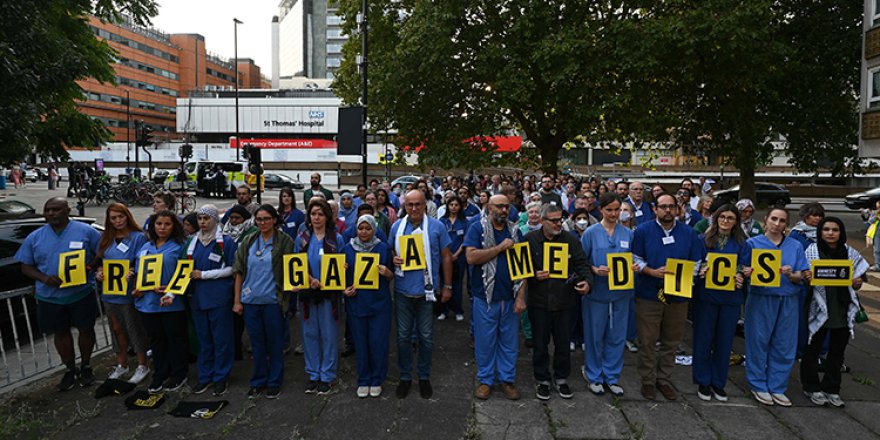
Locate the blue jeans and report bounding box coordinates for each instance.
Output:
[874,230,880,266]
[396,293,434,381]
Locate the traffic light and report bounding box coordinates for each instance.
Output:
[136,123,152,147]
[245,144,262,175]
[179,144,193,159]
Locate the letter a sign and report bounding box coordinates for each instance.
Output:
[607,253,634,290]
[506,242,534,281]
[751,249,781,288]
[400,234,427,271]
[321,254,346,291]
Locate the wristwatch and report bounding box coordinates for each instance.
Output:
[443,284,453,290]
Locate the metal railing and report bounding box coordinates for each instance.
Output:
[0,287,114,394]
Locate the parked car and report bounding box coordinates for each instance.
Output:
[844,187,880,210]
[391,175,422,190]
[711,182,791,210]
[0,216,103,350]
[262,173,304,190]
[0,200,37,220]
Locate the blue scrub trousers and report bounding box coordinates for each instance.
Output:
[745,294,797,394]
[350,311,392,386]
[300,299,339,382]
[691,300,739,390]
[473,297,519,385]
[243,303,284,388]
[192,305,235,384]
[582,297,628,385]
[396,293,434,381]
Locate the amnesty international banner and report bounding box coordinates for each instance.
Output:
[810,259,853,287]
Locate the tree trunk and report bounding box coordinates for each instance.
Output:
[538,142,561,175]
[736,147,757,202]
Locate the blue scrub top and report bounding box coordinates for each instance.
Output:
[241,234,278,305]
[294,232,345,283]
[100,231,148,304]
[696,236,751,305]
[629,199,656,226]
[632,220,704,303]
[440,216,467,256]
[388,217,451,296]
[463,221,521,302]
[134,240,185,313]
[14,221,101,304]
[463,202,481,218]
[188,235,238,311]
[581,223,635,302]
[343,241,392,317]
[280,208,306,240]
[746,234,808,297]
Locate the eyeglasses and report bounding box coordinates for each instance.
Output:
[656,204,677,210]
[254,217,273,223]
[676,191,689,196]
[492,204,510,210]
[717,215,737,222]
[543,217,563,224]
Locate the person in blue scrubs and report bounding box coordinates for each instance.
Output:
[294,199,345,396]
[342,215,394,398]
[464,194,527,401]
[233,204,295,399]
[692,205,751,402]
[95,203,149,384]
[745,207,808,407]
[277,188,305,240]
[580,193,637,397]
[133,211,188,394]
[438,196,467,321]
[184,205,238,396]
[16,197,102,391]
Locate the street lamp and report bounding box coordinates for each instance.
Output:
[126,90,131,172]
[234,18,243,161]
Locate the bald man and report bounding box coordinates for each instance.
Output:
[388,190,453,399]
[16,197,101,391]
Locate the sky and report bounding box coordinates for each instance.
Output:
[151,0,278,74]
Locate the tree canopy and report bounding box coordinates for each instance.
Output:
[334,0,862,196]
[0,0,158,165]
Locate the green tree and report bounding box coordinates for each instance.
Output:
[0,0,158,165]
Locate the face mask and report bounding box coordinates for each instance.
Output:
[619,211,632,222]
[393,188,401,196]
[575,219,589,230]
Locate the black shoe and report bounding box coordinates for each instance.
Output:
[697,385,712,401]
[78,367,95,387]
[841,363,852,374]
[396,380,411,398]
[212,381,228,396]
[317,381,336,395]
[57,369,78,392]
[341,346,356,358]
[247,387,263,399]
[536,383,551,401]
[147,378,165,394]
[305,380,319,394]
[266,387,281,399]
[555,381,573,399]
[711,386,728,402]
[193,382,211,395]
[524,338,534,348]
[165,377,187,392]
[419,379,433,399]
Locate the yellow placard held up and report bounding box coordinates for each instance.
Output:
[165,260,194,295]
[705,253,737,291]
[664,258,696,298]
[353,253,380,289]
[543,243,569,279]
[751,249,781,287]
[283,253,309,290]
[58,250,87,288]
[136,254,163,291]
[321,254,346,291]
[400,234,427,271]
[102,259,130,295]
[506,242,534,281]
[607,253,634,290]
[810,259,853,287]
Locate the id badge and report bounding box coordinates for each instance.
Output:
[662,236,675,245]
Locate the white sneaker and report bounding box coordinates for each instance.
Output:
[357,386,370,398]
[109,364,129,380]
[588,382,605,395]
[436,314,447,321]
[805,391,828,406]
[369,386,382,397]
[607,383,624,397]
[455,314,465,322]
[625,340,638,353]
[569,342,576,352]
[752,390,774,406]
[825,393,845,407]
[129,365,150,384]
[771,393,792,407]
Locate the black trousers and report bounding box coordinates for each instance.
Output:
[529,306,573,383]
[141,311,189,384]
[800,326,849,394]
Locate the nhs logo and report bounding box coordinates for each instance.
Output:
[309,110,325,119]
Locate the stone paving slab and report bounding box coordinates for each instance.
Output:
[618,400,718,440]
[689,396,797,439]
[771,406,879,440]
[843,401,880,436]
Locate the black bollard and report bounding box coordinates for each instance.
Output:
[76,201,85,217]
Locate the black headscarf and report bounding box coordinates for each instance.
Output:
[816,216,847,260]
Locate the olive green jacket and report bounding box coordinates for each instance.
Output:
[232,230,295,313]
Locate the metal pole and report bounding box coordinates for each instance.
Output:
[234,18,243,162]
[361,0,368,187]
[126,90,131,172]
